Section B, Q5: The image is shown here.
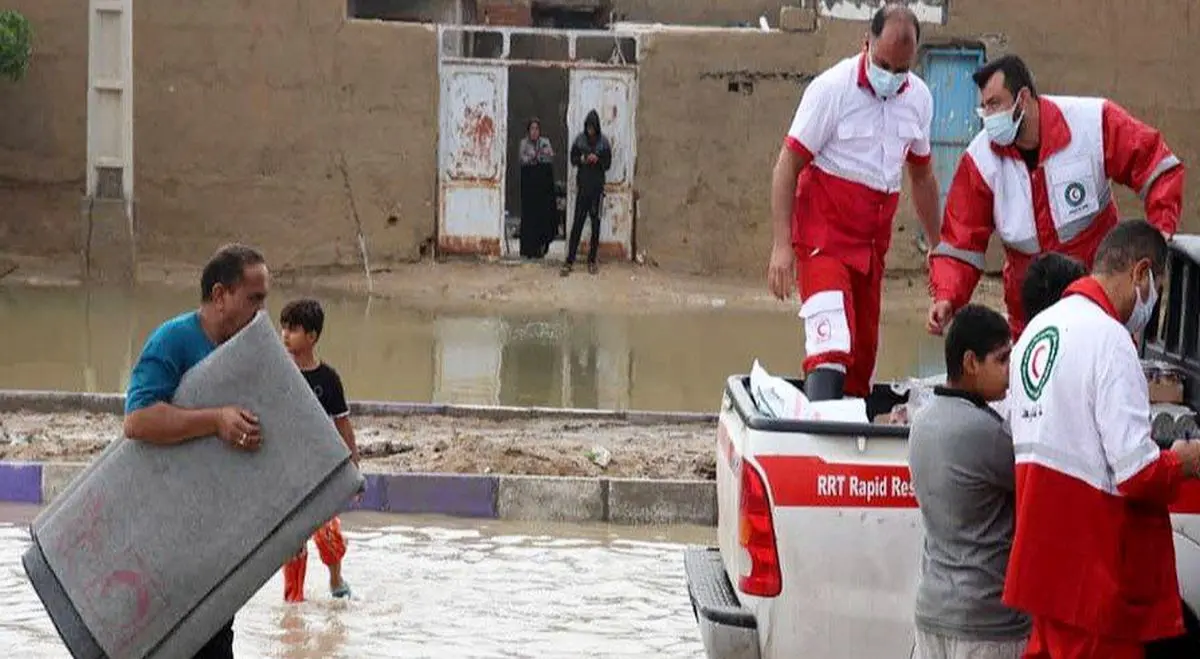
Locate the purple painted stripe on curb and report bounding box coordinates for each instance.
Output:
[0,461,43,503]
[382,473,498,518]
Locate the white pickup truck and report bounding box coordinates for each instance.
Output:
[685,237,1200,659]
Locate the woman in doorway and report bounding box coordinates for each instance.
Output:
[518,118,556,259]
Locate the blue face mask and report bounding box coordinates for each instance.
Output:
[979,99,1025,147]
[866,50,906,100]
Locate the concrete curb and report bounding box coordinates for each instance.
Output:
[0,389,717,425]
[0,461,717,527]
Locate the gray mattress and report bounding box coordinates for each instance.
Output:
[22,311,364,658]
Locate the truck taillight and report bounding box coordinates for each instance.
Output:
[737,459,781,597]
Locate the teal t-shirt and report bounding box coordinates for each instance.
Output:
[125,311,217,414]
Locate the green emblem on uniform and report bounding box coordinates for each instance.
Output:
[1021,326,1060,400]
[1064,182,1086,209]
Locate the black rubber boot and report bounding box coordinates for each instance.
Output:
[804,368,845,402]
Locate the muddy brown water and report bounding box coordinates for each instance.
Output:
[0,506,715,658]
[0,284,945,412]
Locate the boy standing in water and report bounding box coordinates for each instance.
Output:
[279,298,359,602]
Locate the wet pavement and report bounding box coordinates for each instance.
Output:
[0,284,945,411]
[0,506,715,658]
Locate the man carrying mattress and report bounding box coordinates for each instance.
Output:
[123,243,271,659]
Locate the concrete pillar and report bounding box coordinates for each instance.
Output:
[84,0,135,283]
[80,198,136,283]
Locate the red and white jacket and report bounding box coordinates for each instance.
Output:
[929,96,1183,336]
[1004,277,1184,640]
[784,52,933,275]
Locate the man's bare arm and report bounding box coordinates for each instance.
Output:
[771,147,809,250]
[767,147,812,300]
[123,403,221,445]
[907,160,941,249]
[124,403,258,448]
[334,416,359,466]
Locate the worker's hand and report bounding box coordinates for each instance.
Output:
[586,153,599,164]
[217,406,261,451]
[927,300,954,336]
[767,244,795,300]
[1171,439,1200,478]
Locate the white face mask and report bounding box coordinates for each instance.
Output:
[866,50,906,100]
[978,96,1025,147]
[1125,269,1159,335]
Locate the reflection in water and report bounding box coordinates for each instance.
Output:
[0,513,714,658]
[0,284,946,412]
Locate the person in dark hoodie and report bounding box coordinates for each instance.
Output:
[563,109,612,276]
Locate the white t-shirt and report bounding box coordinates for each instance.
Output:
[785,53,933,193]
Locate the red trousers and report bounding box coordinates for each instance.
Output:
[797,251,883,398]
[282,516,347,603]
[1023,617,1143,659]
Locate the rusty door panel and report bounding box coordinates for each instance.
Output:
[567,69,636,261]
[438,63,508,257]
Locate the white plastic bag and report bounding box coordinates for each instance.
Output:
[899,373,945,422]
[749,361,869,423]
[802,397,869,423]
[750,360,806,419]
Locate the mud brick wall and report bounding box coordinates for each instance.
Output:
[633,0,1200,276]
[0,1,88,263]
[634,28,824,277]
[0,0,440,276]
[1,0,1199,278]
[131,2,439,273]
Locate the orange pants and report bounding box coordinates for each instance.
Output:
[282,516,346,603]
[1023,617,1143,659]
[797,252,883,398]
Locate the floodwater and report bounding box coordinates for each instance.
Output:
[0,284,945,412]
[0,506,715,658]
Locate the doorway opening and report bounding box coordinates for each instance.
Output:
[436,26,639,262]
[505,66,570,259]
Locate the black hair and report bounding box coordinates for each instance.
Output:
[972,54,1039,99]
[944,304,1011,381]
[1093,219,1169,276]
[526,117,540,132]
[870,4,920,43]
[280,298,325,337]
[200,244,265,302]
[1021,252,1087,320]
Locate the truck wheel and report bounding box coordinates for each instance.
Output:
[1144,601,1200,658]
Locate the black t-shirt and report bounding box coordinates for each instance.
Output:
[1019,147,1040,172]
[302,363,349,418]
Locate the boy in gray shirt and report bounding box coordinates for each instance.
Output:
[909,304,1030,659]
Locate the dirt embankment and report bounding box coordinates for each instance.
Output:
[0,411,718,481]
[0,252,1005,316]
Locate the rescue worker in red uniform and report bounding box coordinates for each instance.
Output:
[1005,220,1200,658]
[926,54,1183,339]
[768,3,941,402]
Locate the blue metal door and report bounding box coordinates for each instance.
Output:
[919,47,986,224]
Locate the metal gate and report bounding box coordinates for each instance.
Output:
[438,62,508,256]
[566,69,637,261]
[436,25,639,260]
